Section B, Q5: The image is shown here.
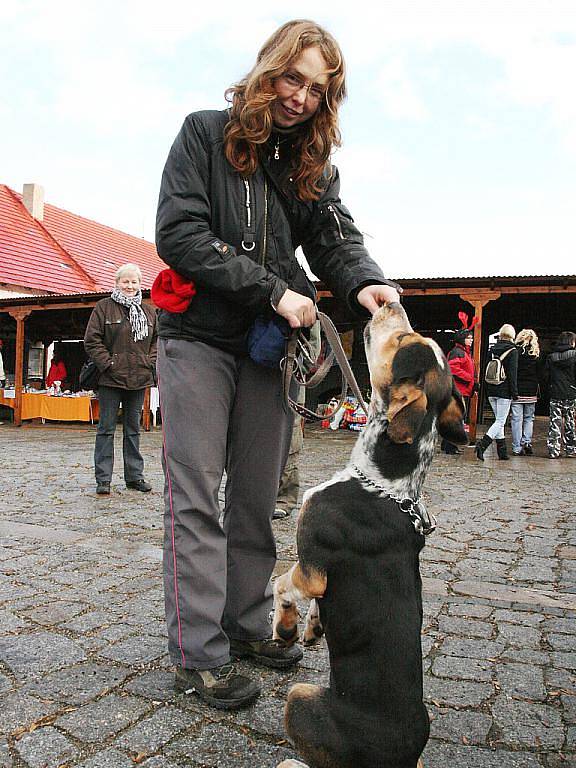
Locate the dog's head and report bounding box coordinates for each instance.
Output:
[364,303,467,446]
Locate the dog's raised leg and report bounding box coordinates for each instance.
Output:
[273,564,326,647]
[302,599,324,646]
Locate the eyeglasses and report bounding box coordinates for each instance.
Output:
[277,71,327,103]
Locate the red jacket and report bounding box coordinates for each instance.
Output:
[46,360,67,387]
[447,344,476,397]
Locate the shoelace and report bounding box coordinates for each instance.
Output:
[215,663,235,681]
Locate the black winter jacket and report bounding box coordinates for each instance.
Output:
[155,110,395,354]
[546,344,576,401]
[485,340,518,400]
[516,347,540,398]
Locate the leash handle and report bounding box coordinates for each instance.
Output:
[316,311,369,416]
[281,310,370,422]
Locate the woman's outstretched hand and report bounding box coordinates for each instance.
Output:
[357,284,402,315]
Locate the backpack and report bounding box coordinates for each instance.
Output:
[484,348,513,386]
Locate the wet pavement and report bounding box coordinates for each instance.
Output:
[0,416,574,767]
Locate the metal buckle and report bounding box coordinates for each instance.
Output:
[417,501,437,536]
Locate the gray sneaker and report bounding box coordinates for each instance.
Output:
[174,664,260,709]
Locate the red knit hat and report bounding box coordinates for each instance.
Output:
[151,269,196,313]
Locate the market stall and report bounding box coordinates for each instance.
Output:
[0,390,99,423]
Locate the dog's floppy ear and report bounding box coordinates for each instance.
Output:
[437,383,468,445]
[387,381,428,444]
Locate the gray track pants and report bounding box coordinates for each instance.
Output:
[158,338,293,670]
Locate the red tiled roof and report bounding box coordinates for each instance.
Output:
[0,184,165,295]
[0,185,96,294]
[41,199,163,291]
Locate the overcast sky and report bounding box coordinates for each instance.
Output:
[2,0,575,279]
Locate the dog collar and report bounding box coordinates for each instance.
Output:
[351,465,436,536]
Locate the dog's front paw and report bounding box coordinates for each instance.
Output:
[302,598,324,646]
[273,601,299,647]
[277,761,309,768]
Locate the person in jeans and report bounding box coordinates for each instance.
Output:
[545,330,576,458]
[84,263,157,495]
[476,324,518,460]
[510,329,540,455]
[155,20,401,709]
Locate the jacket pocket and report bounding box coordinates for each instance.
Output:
[317,202,364,248]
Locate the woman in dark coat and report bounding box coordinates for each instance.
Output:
[84,263,157,495]
[155,20,401,709]
[476,323,518,460]
[510,329,540,455]
[546,330,576,458]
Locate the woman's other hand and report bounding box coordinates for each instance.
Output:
[275,289,316,329]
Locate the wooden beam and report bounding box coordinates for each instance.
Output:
[401,285,576,297]
[0,296,155,316]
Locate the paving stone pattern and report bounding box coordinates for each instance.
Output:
[0,418,574,767]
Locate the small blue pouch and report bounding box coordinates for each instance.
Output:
[247,315,291,368]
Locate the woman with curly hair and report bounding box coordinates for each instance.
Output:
[510,328,540,455]
[155,19,401,709]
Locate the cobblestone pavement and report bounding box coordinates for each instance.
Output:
[0,417,574,768]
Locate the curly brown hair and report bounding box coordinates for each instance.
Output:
[223,19,346,202]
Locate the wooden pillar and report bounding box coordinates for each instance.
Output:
[143,386,151,432]
[459,293,500,442]
[8,309,32,426]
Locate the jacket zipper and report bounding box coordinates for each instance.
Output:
[243,179,251,229]
[261,179,268,266]
[327,204,345,240]
[242,178,255,252]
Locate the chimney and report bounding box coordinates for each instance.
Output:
[22,183,45,221]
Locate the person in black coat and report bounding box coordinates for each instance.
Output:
[510,329,540,455]
[545,330,576,458]
[155,20,402,710]
[476,323,518,460]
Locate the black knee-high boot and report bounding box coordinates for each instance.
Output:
[496,438,509,460]
[475,434,492,461]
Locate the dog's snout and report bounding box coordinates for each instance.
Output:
[369,302,413,336]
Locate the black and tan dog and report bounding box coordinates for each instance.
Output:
[273,302,467,768]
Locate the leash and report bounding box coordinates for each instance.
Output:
[352,465,437,537]
[281,311,370,423]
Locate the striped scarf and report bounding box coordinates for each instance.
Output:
[110,288,149,342]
